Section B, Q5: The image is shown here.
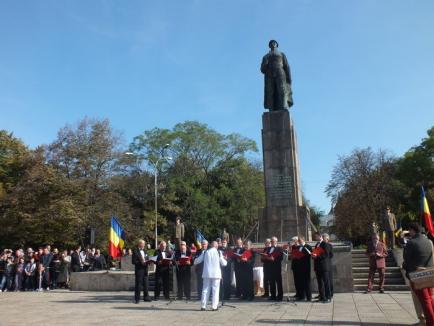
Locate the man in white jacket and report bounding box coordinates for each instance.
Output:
[194,240,227,311]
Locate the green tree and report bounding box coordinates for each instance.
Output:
[0,130,29,197]
[130,121,261,242]
[326,148,402,245]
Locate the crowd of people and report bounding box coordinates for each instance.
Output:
[0,245,108,292]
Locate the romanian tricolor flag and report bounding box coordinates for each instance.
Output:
[109,216,126,258]
[421,187,434,236]
[194,230,206,250]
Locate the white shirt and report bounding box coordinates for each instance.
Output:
[269,246,275,254]
[194,247,227,279]
[139,249,145,260]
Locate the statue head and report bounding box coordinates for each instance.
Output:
[268,39,278,49]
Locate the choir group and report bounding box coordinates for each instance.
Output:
[132,232,334,308]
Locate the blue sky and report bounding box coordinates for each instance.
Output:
[1,1,433,212]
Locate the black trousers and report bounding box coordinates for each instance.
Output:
[155,268,170,299]
[234,263,242,297]
[221,265,232,299]
[41,269,50,288]
[329,267,334,297]
[195,269,203,299]
[263,265,271,296]
[176,267,191,299]
[240,265,254,300]
[295,269,311,300]
[316,270,331,300]
[134,269,149,302]
[270,268,283,299]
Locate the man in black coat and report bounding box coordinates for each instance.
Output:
[324,234,334,298]
[313,233,333,303]
[70,246,83,273]
[219,239,232,300]
[261,238,272,298]
[292,236,312,301]
[174,241,192,300]
[39,246,53,290]
[194,239,208,300]
[268,236,283,301]
[154,241,173,300]
[132,240,151,303]
[238,240,256,301]
[403,223,434,325]
[232,238,244,298]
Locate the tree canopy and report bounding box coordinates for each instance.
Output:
[0,119,263,249]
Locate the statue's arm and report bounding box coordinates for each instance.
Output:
[260,55,268,74]
[282,53,291,84]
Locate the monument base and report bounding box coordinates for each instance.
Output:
[260,205,310,241]
[260,109,311,241]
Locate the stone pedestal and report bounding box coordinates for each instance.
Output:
[259,110,310,241]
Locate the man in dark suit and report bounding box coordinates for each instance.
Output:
[219,239,232,300]
[70,246,83,273]
[324,233,334,298]
[132,239,151,303]
[268,236,283,301]
[292,236,312,301]
[154,241,173,300]
[313,232,333,303]
[232,238,244,298]
[403,223,434,325]
[38,246,53,290]
[238,240,256,301]
[174,241,192,300]
[261,238,272,298]
[194,239,208,300]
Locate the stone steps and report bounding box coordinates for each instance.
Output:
[351,249,407,292]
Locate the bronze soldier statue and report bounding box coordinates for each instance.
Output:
[260,40,293,111]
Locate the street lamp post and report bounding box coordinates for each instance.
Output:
[124,147,171,250]
[151,156,172,249]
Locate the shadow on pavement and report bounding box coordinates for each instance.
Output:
[256,320,395,325]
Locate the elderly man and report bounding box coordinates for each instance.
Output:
[232,237,244,298]
[403,223,434,326]
[194,239,208,300]
[269,236,283,301]
[261,238,272,298]
[132,240,151,303]
[194,240,227,311]
[154,241,173,300]
[313,232,333,303]
[366,233,388,293]
[292,236,312,301]
[219,238,232,300]
[174,241,192,300]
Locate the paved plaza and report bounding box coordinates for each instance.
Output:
[0,290,419,325]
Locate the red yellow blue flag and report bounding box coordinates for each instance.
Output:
[109,216,126,258]
[421,187,433,236]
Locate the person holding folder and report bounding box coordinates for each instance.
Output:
[132,239,152,303]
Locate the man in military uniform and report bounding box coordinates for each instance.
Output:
[260,40,293,111]
[384,206,397,249]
